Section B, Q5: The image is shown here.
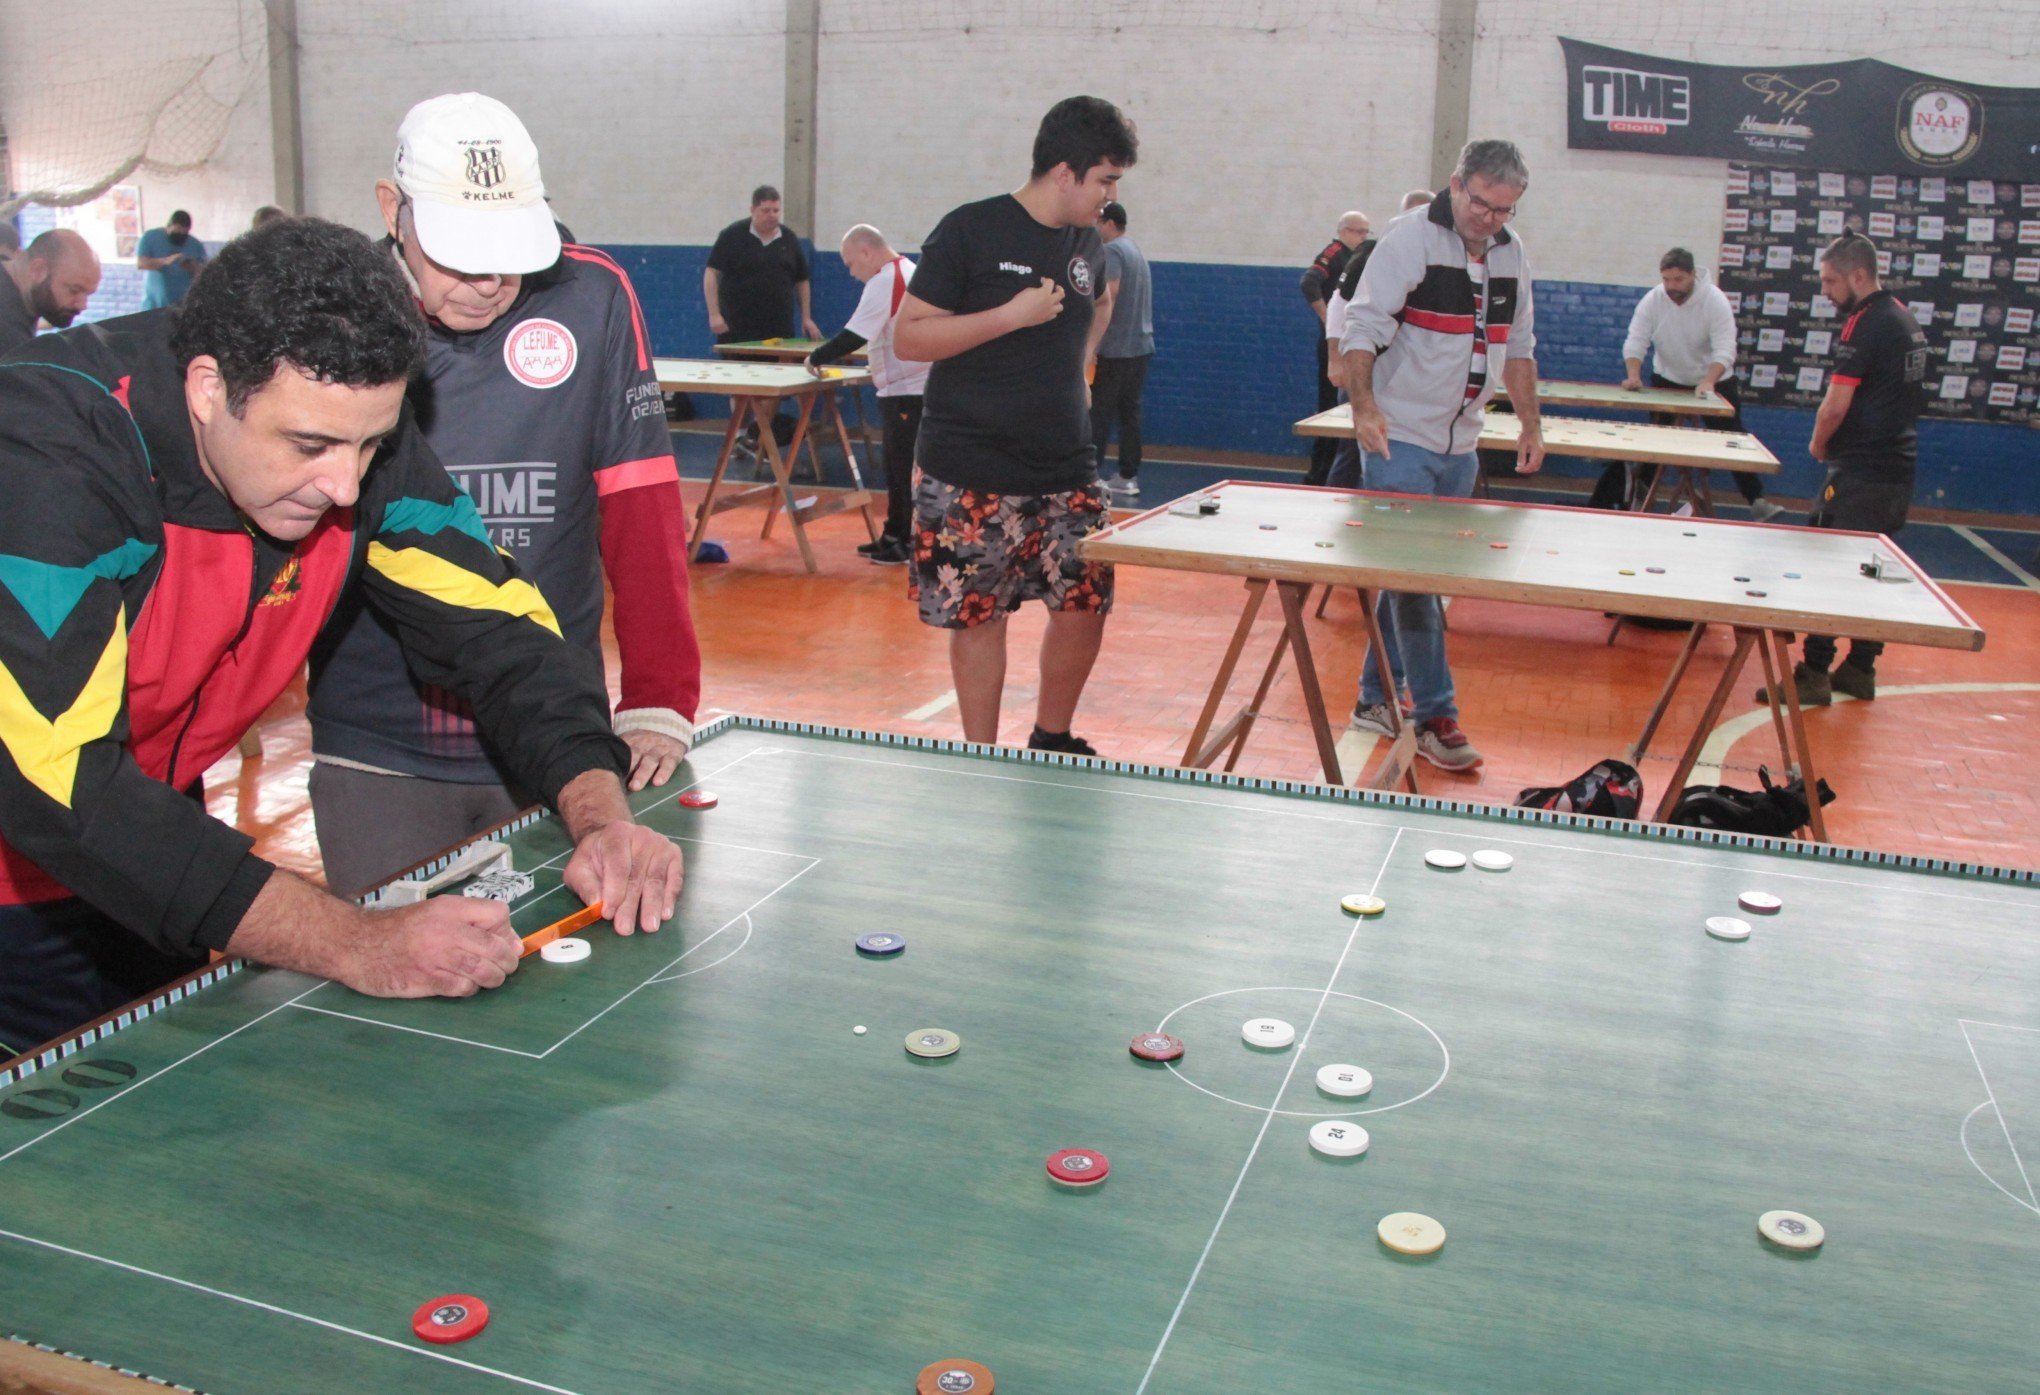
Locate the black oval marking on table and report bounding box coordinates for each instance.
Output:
[2,1087,81,1121]
[62,1058,138,1090]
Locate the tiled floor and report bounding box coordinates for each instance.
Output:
[210,475,2040,883]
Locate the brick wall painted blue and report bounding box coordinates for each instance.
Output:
[599,246,2040,515]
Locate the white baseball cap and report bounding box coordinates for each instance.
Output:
[392,92,560,275]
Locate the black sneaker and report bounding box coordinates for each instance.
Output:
[1028,726,1098,756]
[1831,661,1876,700]
[856,536,890,557]
[867,538,910,566]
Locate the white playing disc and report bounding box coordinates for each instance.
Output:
[539,937,590,964]
[1316,1063,1374,1097]
[1309,1119,1370,1157]
[1758,1209,1824,1250]
[1424,849,1468,870]
[1471,850,1514,871]
[1377,1212,1446,1255]
[1241,1017,1296,1049]
[1738,890,1782,914]
[1706,916,1752,941]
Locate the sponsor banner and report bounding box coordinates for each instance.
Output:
[1561,38,2040,179]
[1719,164,2040,425]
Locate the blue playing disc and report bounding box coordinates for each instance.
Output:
[856,933,906,955]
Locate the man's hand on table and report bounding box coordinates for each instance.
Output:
[557,768,684,934]
[1620,373,1644,391]
[1513,422,1546,474]
[343,897,523,998]
[1350,402,1391,459]
[622,729,688,791]
[801,316,822,339]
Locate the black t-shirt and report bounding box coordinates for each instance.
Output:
[910,194,1103,494]
[1829,289,1928,472]
[1332,238,1379,303]
[706,219,810,340]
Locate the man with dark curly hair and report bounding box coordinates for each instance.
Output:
[0,217,684,1056]
[894,94,1137,755]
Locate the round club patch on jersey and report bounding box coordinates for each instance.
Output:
[1068,255,1094,295]
[503,318,578,390]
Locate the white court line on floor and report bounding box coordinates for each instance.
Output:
[903,689,959,722]
[1952,525,2040,594]
[1959,1019,2038,1214]
[1690,681,2040,786]
[0,983,326,1169]
[760,744,2035,906]
[0,1226,587,1394]
[1133,828,1404,1394]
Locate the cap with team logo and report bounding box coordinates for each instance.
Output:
[392,92,560,275]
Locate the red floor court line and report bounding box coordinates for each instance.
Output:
[205,502,2040,882]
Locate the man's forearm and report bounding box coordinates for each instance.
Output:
[701,269,721,320]
[556,767,637,843]
[1698,363,1726,393]
[1341,349,1379,410]
[894,305,1017,363]
[1310,300,1327,324]
[1810,400,1846,458]
[223,871,363,981]
[1502,357,1541,428]
[1624,356,1644,380]
[797,282,812,316]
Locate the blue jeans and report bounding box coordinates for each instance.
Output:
[1355,442,1479,724]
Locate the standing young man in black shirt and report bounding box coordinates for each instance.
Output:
[1772,233,1928,706]
[894,95,1138,755]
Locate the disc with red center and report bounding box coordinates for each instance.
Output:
[412,1294,489,1344]
[678,790,718,809]
[1129,1031,1184,1062]
[1046,1148,1111,1187]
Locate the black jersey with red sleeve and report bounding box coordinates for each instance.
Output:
[1828,289,1928,469]
[307,244,701,783]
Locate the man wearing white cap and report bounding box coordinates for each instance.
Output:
[306,92,702,897]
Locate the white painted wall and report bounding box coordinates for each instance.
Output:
[815,22,1439,262]
[294,0,787,243]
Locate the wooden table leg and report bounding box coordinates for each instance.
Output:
[1216,599,1301,773]
[755,396,820,572]
[1753,633,1796,775]
[1277,580,1343,785]
[1629,621,1709,764]
[1690,467,1715,517]
[1768,630,1830,842]
[1633,462,1665,513]
[690,403,749,563]
[824,390,881,541]
[1356,584,1420,793]
[1182,579,1270,769]
[1652,628,1758,821]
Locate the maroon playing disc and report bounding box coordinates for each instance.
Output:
[1046,1148,1111,1187]
[1129,1031,1185,1062]
[412,1294,489,1344]
[678,790,718,809]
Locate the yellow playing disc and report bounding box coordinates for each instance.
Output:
[1340,894,1387,916]
[1377,1212,1446,1256]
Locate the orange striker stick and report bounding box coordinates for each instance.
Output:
[519,903,605,958]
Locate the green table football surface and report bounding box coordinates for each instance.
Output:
[2,720,2036,1394]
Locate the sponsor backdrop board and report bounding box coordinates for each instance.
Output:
[1716,165,2040,426]
[1559,37,2040,179]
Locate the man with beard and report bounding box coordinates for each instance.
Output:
[1761,232,1928,706]
[136,210,208,308]
[0,230,102,355]
[1591,247,1781,520]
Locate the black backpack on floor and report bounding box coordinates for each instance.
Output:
[1515,759,1645,819]
[1668,767,1836,837]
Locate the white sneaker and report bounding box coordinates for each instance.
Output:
[1751,498,1786,523]
[1105,476,1141,498]
[1414,716,1483,771]
[1348,701,1397,738]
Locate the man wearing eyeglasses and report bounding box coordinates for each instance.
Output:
[1337,139,1544,773]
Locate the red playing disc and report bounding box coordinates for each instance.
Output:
[1129,1031,1185,1062]
[678,791,718,809]
[1046,1148,1111,1187]
[412,1294,489,1344]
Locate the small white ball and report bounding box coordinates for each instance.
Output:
[853,1025,867,1035]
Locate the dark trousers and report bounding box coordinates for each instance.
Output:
[879,394,924,541]
[1090,354,1150,479]
[1,897,204,1058]
[1306,334,1340,485]
[1590,372,1763,508]
[1803,463,1915,673]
